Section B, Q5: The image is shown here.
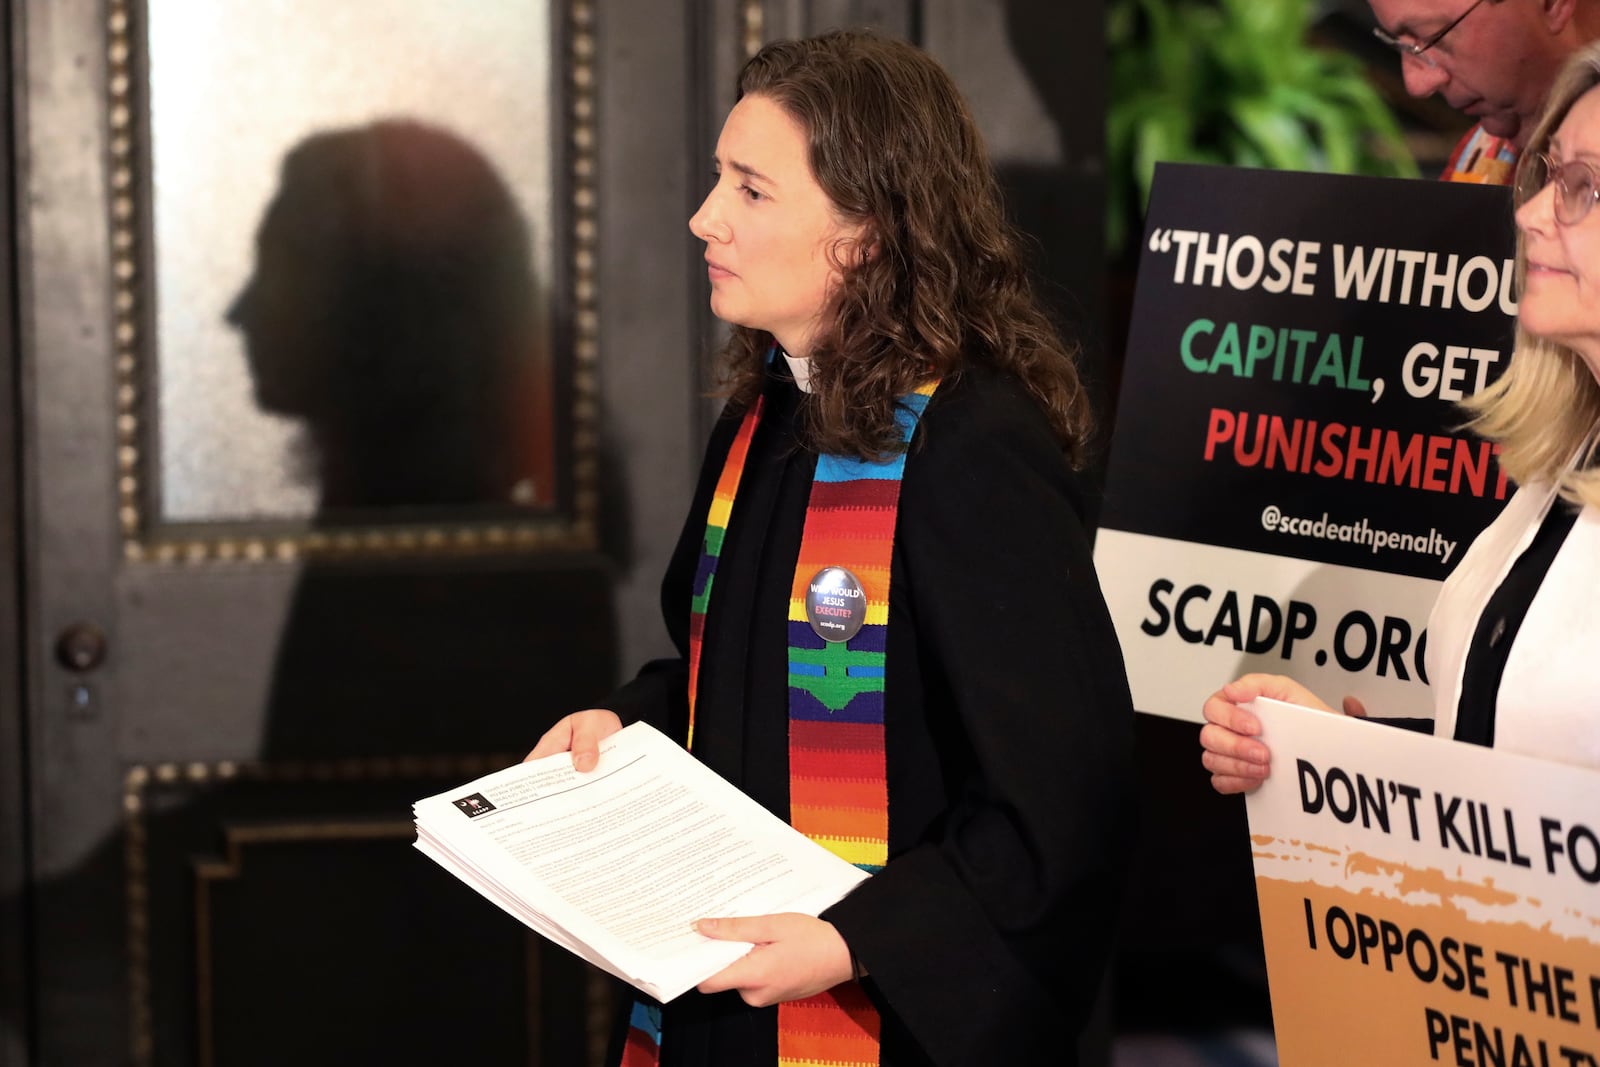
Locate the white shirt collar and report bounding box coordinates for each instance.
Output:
[782,351,813,393]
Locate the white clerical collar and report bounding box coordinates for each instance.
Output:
[782,351,813,393]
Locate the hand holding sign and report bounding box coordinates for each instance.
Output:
[1200,673,1366,795]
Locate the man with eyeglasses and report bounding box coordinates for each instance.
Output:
[1369,0,1600,183]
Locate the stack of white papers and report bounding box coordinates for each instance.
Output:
[413,721,870,1002]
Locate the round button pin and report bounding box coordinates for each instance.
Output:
[804,566,868,643]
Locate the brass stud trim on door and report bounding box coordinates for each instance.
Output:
[107,0,601,565]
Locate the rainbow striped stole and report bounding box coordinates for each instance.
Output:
[621,397,765,1066]
[783,383,937,871]
[622,374,939,1067]
[686,396,765,750]
[778,379,936,1067]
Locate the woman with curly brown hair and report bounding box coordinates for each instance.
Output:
[530,29,1133,1067]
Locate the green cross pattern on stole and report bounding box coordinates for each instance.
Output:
[788,642,886,711]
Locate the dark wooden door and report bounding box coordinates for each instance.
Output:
[0,1,714,1064]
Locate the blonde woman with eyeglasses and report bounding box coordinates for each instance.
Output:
[1201,40,1600,791]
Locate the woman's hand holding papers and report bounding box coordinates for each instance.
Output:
[693,913,855,1007]
[1200,673,1368,795]
[525,709,624,772]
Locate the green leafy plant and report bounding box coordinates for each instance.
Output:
[1107,0,1419,260]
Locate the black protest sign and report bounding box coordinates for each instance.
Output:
[1095,164,1517,721]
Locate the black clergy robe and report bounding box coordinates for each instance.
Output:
[606,361,1136,1066]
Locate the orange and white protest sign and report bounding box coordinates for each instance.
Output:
[1246,698,1600,1067]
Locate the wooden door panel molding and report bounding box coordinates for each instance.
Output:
[188,820,424,1067]
[109,0,602,564]
[13,0,707,1062]
[124,754,610,1067]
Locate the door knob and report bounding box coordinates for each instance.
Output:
[55,622,108,672]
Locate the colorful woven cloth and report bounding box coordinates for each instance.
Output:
[624,373,938,1067]
[1442,123,1517,186]
[620,1001,662,1067]
[686,396,766,750]
[777,380,936,1066]
[784,383,936,873]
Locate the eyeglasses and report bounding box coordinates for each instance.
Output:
[1517,152,1600,225]
[1371,0,1494,67]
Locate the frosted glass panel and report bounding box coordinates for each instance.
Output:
[147,0,555,524]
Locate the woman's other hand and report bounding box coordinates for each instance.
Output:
[1199,673,1360,795]
[524,709,623,772]
[694,914,855,1007]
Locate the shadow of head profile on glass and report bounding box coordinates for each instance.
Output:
[228,120,555,518]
